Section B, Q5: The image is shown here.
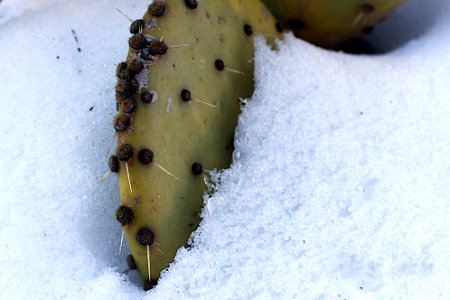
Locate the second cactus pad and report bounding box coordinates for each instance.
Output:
[262,0,405,49]
[113,0,281,288]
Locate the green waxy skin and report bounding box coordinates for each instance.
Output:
[261,0,405,49]
[114,0,281,286]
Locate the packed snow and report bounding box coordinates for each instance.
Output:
[0,0,449,299]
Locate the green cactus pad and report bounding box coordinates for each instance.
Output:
[262,0,405,49]
[113,0,281,286]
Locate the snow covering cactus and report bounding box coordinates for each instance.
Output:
[110,0,406,291]
[261,0,405,49]
[112,0,281,289]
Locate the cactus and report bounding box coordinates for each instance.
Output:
[261,0,405,49]
[112,0,281,289]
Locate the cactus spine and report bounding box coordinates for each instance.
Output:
[112,0,281,288]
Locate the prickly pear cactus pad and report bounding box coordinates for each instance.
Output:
[262,0,405,49]
[112,0,281,288]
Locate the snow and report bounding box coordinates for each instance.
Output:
[0,0,449,299]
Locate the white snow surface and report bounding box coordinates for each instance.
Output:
[0,0,449,299]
